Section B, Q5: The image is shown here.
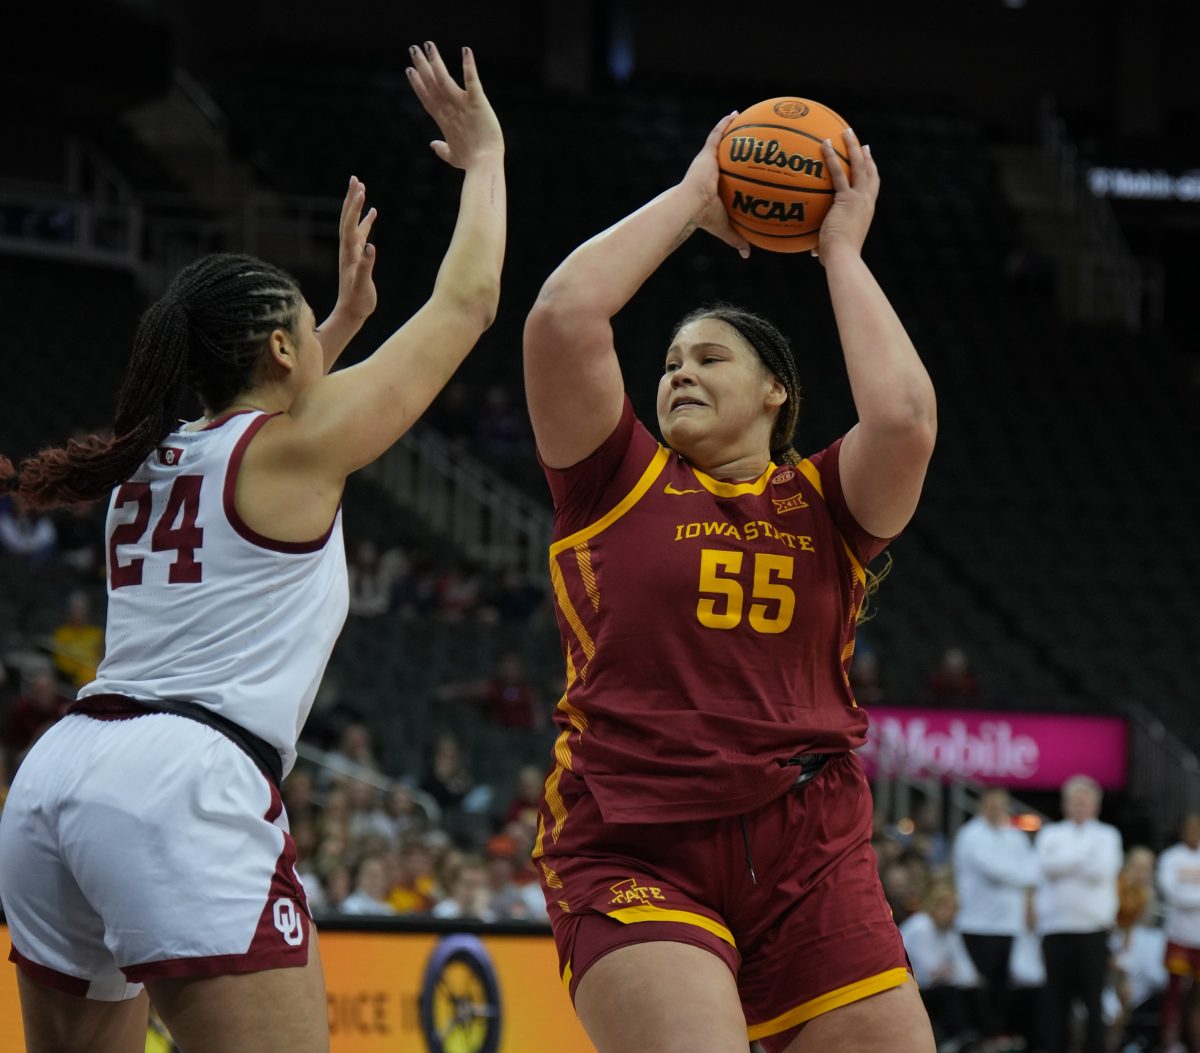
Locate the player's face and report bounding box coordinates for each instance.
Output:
[656,318,783,465]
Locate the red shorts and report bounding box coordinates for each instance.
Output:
[1166,941,1200,978]
[536,752,911,1052]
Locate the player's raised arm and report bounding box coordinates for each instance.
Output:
[524,112,750,469]
[313,175,379,374]
[817,128,937,539]
[289,41,505,479]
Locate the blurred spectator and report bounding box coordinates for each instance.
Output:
[474,385,531,463]
[388,839,438,914]
[0,497,57,561]
[319,720,382,790]
[902,800,950,869]
[291,815,326,914]
[485,567,546,624]
[1035,774,1123,1053]
[898,883,978,1048]
[347,540,401,618]
[1107,846,1166,1052]
[51,590,104,688]
[318,860,352,914]
[434,562,483,622]
[380,783,424,843]
[419,733,474,813]
[431,856,494,921]
[484,834,546,921]
[426,381,473,449]
[849,649,886,706]
[437,652,546,730]
[283,767,317,824]
[928,646,979,707]
[340,855,397,915]
[1158,815,1200,1053]
[51,495,103,577]
[346,780,394,845]
[504,764,544,829]
[952,787,1038,1048]
[2,666,71,755]
[881,859,922,927]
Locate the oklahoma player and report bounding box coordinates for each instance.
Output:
[523,115,937,1052]
[0,42,503,1053]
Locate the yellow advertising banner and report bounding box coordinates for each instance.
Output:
[0,924,595,1053]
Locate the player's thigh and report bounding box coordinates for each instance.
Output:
[146,925,329,1053]
[574,941,748,1053]
[782,979,935,1053]
[17,972,151,1053]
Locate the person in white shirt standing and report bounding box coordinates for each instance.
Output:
[1035,774,1124,1053]
[952,786,1038,1047]
[1157,814,1200,1053]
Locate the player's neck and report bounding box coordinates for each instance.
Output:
[687,449,773,483]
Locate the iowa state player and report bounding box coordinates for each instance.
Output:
[523,116,937,1053]
[0,43,503,1053]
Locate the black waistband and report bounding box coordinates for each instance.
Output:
[783,752,831,787]
[71,694,283,791]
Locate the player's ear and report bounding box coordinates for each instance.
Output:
[765,374,787,409]
[266,328,296,373]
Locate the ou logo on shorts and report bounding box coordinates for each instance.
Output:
[273,898,304,947]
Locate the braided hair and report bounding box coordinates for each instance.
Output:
[669,302,890,621]
[0,254,302,511]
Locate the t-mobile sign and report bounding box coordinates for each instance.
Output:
[859,707,1128,790]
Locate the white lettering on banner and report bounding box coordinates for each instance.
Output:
[1089,166,1200,202]
[273,898,304,947]
[868,718,1040,780]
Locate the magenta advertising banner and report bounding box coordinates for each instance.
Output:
[859,707,1129,790]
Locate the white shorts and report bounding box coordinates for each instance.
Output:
[0,708,309,1000]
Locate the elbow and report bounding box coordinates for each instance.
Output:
[449,278,501,334]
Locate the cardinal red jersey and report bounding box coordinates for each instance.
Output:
[537,398,889,831]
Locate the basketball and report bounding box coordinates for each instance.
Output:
[718,97,852,253]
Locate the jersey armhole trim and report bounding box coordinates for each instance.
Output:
[224,414,338,554]
[548,445,671,558]
[797,458,866,588]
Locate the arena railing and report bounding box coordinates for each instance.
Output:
[364,426,553,580]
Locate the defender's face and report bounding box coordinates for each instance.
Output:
[656,318,782,463]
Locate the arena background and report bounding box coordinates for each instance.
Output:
[1,1,1198,1050]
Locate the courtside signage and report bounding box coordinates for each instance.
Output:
[859,707,1128,789]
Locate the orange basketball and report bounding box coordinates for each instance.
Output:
[718,97,852,253]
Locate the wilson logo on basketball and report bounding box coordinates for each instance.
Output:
[730,190,805,224]
[726,137,825,177]
[773,100,810,119]
[771,469,796,485]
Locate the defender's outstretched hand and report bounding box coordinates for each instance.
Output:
[336,175,378,321]
[814,127,879,261]
[406,42,503,169]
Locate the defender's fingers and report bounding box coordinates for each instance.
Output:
[357,206,378,245]
[406,62,435,111]
[422,40,461,96]
[339,176,359,234]
[461,46,481,94]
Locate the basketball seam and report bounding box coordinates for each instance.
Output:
[718,168,837,195]
[728,217,822,239]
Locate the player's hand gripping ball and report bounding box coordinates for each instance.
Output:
[718,98,851,253]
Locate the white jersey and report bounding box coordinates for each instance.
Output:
[1158,842,1200,947]
[81,410,348,775]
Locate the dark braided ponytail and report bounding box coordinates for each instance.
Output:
[670,302,890,622]
[2,253,302,511]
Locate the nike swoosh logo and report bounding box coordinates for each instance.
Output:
[664,483,704,496]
